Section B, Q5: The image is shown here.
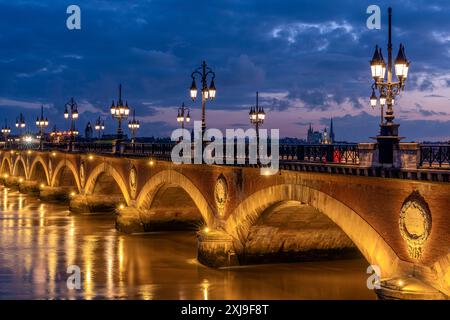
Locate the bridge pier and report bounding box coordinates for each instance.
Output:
[197,229,239,268]
[39,186,71,202]
[376,276,447,300]
[69,194,124,214]
[18,180,40,194]
[116,206,205,233]
[2,176,21,188]
[116,206,145,233]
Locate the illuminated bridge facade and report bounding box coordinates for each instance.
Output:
[0,142,449,300]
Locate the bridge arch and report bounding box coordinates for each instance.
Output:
[51,160,81,192]
[0,157,12,175]
[84,163,130,205]
[12,156,27,179]
[225,183,407,278]
[29,156,50,185]
[136,170,215,226]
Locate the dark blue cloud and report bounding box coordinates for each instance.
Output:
[0,0,449,139]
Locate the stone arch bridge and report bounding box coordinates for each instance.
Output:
[0,147,449,299]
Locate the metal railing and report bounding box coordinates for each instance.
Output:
[420,145,450,168]
[167,142,359,165]
[1,142,39,150]
[72,142,114,153]
[1,141,360,165]
[122,142,174,160]
[43,142,69,151]
[279,144,359,165]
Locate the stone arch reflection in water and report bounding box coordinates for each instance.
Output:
[0,186,375,299]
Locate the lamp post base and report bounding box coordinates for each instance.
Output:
[112,139,124,155]
[371,123,404,166]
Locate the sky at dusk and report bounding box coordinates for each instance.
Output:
[0,0,450,142]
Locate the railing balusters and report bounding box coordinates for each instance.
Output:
[419,145,450,168]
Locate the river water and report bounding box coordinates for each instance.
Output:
[0,186,375,300]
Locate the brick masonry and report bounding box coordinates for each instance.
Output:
[0,149,449,297]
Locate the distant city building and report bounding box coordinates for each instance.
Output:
[306,125,323,144]
[322,128,330,144]
[329,118,335,143]
[85,122,93,140]
[307,118,335,144]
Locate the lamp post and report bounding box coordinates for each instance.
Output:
[176,102,191,130]
[189,61,216,137]
[369,7,410,165]
[94,116,105,139]
[35,105,49,151]
[176,102,191,143]
[110,84,130,140]
[15,113,26,143]
[128,109,140,144]
[63,98,79,151]
[1,119,11,148]
[249,91,266,163]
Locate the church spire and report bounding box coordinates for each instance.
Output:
[329,118,335,143]
[307,123,313,144]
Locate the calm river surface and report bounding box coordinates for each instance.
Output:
[0,186,375,300]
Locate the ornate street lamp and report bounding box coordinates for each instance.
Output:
[176,102,191,130]
[1,119,11,148]
[369,7,410,164]
[15,113,26,142]
[63,97,79,151]
[110,84,130,140]
[94,116,105,139]
[249,91,266,163]
[128,109,140,144]
[189,61,216,136]
[35,105,49,151]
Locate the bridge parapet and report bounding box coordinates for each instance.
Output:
[356,142,421,169]
[2,142,450,184]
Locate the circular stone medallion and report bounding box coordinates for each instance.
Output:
[399,192,432,259]
[214,175,228,216]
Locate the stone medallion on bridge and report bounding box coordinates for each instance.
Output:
[214,175,228,217]
[129,166,137,199]
[80,162,86,188]
[399,191,432,260]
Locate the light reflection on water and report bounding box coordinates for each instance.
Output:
[0,186,376,300]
